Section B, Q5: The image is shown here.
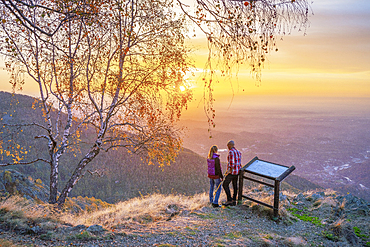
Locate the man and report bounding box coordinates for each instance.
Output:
[222,140,242,206]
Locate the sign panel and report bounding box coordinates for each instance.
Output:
[245,159,289,179]
[239,156,296,218]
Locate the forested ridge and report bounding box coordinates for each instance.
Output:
[0,91,210,202]
[1,91,325,203]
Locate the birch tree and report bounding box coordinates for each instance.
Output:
[1,0,192,205]
[0,0,311,205]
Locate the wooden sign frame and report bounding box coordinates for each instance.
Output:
[238,156,295,218]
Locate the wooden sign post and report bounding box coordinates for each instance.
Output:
[238,156,295,219]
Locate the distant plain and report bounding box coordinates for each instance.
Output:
[180,96,370,201]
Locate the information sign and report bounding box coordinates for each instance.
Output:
[238,156,295,219]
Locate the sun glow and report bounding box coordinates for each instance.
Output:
[179,85,186,92]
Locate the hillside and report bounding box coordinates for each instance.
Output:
[0,157,369,246]
[0,187,369,246]
[0,91,210,202]
[1,91,323,204]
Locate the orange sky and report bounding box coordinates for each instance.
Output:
[184,0,370,100]
[1,0,369,100]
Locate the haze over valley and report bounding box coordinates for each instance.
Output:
[1,92,369,203]
[180,96,370,201]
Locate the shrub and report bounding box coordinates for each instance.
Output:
[353,226,369,241]
[3,171,12,183]
[287,207,322,226]
[40,232,54,240]
[67,230,97,241]
[322,231,339,242]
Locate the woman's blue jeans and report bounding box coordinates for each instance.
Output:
[209,178,222,204]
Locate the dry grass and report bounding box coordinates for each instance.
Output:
[0,195,57,222]
[321,197,337,207]
[330,218,346,236]
[0,192,211,230]
[0,239,16,247]
[250,193,274,206]
[323,188,338,196]
[339,198,346,210]
[304,188,338,197]
[1,187,335,232]
[62,193,209,229]
[280,190,298,200]
[282,236,307,247]
[0,196,65,234]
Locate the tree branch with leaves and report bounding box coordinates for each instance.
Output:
[0,0,311,205]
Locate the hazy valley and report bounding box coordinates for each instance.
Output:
[180,96,370,201]
[1,92,370,247]
[1,92,369,203]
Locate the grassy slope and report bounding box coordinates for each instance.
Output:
[0,188,369,247]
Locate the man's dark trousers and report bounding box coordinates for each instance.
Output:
[223,174,238,202]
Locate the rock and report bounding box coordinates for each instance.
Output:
[343,225,359,246]
[0,181,6,193]
[344,193,358,203]
[279,193,287,201]
[0,169,49,203]
[308,192,324,202]
[317,191,325,197]
[263,186,273,192]
[179,210,190,216]
[329,221,360,246]
[199,207,211,213]
[86,224,106,234]
[165,204,180,221]
[335,193,370,216]
[294,193,306,202]
[70,224,87,232]
[282,236,307,246]
[355,205,369,216]
[165,204,180,215]
[29,226,44,234]
[339,193,367,208]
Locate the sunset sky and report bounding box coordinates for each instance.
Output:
[1,0,369,100]
[186,0,370,100]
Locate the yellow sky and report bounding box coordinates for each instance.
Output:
[185,0,370,100]
[1,0,369,100]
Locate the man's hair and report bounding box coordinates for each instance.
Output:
[227,140,235,147]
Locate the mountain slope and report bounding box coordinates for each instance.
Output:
[0,91,211,202]
[0,188,369,246]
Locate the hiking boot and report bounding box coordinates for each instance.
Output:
[212,203,220,208]
[222,201,234,206]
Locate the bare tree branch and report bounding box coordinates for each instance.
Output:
[0,158,50,167]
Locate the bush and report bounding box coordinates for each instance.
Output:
[67,230,97,241]
[322,231,339,242]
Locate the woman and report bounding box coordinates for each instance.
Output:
[207,145,223,208]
